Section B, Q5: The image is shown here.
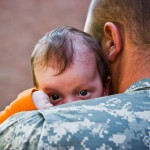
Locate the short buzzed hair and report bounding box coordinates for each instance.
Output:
[31,26,109,87]
[87,0,150,47]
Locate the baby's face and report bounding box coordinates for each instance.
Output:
[35,46,107,106]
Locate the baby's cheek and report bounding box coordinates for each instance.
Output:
[51,100,64,106]
[93,90,104,98]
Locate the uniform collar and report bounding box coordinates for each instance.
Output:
[125,78,150,93]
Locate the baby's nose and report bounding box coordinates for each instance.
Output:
[65,96,78,103]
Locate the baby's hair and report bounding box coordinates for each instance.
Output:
[31,26,109,87]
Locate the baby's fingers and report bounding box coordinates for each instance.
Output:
[41,103,53,109]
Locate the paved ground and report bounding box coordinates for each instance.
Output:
[0,0,91,110]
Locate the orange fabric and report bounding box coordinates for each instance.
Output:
[0,88,37,124]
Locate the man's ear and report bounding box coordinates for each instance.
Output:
[103,22,122,62]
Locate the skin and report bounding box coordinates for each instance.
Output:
[34,42,109,107]
[84,13,150,94]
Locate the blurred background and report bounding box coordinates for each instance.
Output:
[0,0,91,110]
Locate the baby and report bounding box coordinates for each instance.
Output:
[0,26,110,123]
[32,26,110,108]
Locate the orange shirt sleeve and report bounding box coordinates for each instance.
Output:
[0,88,37,124]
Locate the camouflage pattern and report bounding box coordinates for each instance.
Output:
[0,78,150,150]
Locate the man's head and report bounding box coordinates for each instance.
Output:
[84,0,150,94]
[85,0,150,47]
[31,26,110,105]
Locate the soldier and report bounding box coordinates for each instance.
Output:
[0,0,150,149]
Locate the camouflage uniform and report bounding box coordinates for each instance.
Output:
[0,78,150,150]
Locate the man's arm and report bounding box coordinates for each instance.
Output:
[0,90,149,149]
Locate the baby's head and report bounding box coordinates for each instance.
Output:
[31,26,110,105]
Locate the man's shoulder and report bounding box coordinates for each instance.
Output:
[0,79,150,150]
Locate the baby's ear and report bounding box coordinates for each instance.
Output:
[103,76,111,96]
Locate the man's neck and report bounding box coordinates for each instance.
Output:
[111,46,150,94]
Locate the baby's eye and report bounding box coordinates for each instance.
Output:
[79,90,89,97]
[49,94,61,101]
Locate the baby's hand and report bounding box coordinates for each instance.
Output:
[32,91,53,109]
